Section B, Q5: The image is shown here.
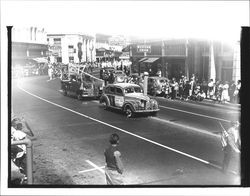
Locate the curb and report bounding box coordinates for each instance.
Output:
[149,95,240,110]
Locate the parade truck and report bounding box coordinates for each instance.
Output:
[60,64,104,100]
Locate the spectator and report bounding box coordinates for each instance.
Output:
[179,75,185,100]
[229,81,236,103]
[183,80,190,100]
[221,121,241,174]
[151,80,157,96]
[221,81,230,104]
[214,81,223,103]
[164,79,171,99]
[171,78,179,100]
[104,133,124,185]
[197,90,206,101]
[201,79,208,98]
[234,80,241,104]
[190,86,200,101]
[189,78,195,98]
[207,79,215,99]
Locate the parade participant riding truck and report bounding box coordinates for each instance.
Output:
[60,64,104,100]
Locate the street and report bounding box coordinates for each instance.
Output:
[12,76,241,185]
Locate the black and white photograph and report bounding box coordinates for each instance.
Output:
[1,0,249,195]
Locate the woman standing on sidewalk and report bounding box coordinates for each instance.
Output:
[207,79,215,100]
[221,81,230,104]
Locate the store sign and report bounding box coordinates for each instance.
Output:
[119,52,130,59]
[137,45,151,53]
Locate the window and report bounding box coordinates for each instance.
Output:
[68,45,74,48]
[54,38,61,42]
[110,87,115,94]
[105,87,110,94]
[116,88,123,96]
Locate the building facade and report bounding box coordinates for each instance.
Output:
[128,38,240,83]
[47,34,95,64]
[95,34,128,62]
[12,26,48,67]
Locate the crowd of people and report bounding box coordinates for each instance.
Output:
[99,68,241,105]
[47,60,241,105]
[11,114,35,185]
[145,73,241,104]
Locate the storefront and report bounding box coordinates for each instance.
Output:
[128,39,237,82]
[12,42,49,67]
[129,40,187,79]
[96,48,121,63]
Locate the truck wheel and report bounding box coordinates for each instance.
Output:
[125,106,134,118]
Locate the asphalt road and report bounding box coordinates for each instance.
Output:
[11,76,241,186]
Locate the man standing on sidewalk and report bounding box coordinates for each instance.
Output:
[221,121,241,174]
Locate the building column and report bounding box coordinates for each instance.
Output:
[232,41,241,82]
[83,39,87,62]
[161,40,165,77]
[185,39,189,80]
[208,40,216,81]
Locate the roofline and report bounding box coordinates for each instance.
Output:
[47,33,94,38]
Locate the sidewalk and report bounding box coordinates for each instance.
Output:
[202,98,240,109]
[150,95,240,110]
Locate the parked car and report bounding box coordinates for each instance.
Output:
[99,83,159,118]
[148,76,168,96]
[61,72,104,99]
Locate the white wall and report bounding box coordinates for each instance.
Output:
[12,26,47,44]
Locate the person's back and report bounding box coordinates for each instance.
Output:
[105,145,120,171]
[104,133,124,185]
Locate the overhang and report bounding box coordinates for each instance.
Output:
[143,58,159,63]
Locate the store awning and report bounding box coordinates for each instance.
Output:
[33,57,48,63]
[143,58,159,63]
[138,57,148,62]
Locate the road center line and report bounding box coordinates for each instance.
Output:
[159,105,231,123]
[18,85,214,167]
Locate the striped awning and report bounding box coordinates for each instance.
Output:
[138,57,148,62]
[143,58,159,63]
[33,57,48,63]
